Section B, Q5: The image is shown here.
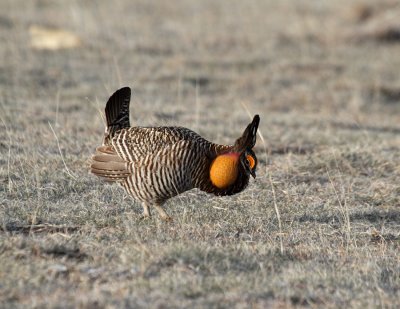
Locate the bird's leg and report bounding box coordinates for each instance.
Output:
[153,203,173,221]
[141,202,151,219]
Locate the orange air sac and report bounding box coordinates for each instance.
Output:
[209,153,239,189]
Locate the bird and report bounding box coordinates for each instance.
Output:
[90,87,260,221]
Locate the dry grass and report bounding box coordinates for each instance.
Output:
[0,0,399,308]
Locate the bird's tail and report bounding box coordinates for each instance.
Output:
[91,146,131,182]
[103,87,131,145]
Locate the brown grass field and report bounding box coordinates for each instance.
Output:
[0,0,399,308]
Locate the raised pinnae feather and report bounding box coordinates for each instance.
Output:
[233,115,260,152]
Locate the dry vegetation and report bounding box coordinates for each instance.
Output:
[1,0,399,308]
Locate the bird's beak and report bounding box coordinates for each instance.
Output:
[250,169,256,179]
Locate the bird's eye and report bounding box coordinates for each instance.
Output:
[246,155,255,169]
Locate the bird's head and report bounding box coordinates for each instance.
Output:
[209,115,260,189]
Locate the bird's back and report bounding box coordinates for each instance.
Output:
[110,126,213,161]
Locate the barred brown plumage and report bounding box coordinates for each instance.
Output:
[90,87,260,220]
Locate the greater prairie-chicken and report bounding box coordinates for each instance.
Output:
[91,87,260,220]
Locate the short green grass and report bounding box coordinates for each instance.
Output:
[1,0,399,308]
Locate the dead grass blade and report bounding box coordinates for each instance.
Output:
[48,122,77,179]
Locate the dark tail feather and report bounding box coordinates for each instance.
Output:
[234,115,260,152]
[105,87,131,136]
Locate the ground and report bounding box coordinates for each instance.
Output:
[0,0,399,308]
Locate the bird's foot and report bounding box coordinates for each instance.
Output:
[153,204,173,222]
